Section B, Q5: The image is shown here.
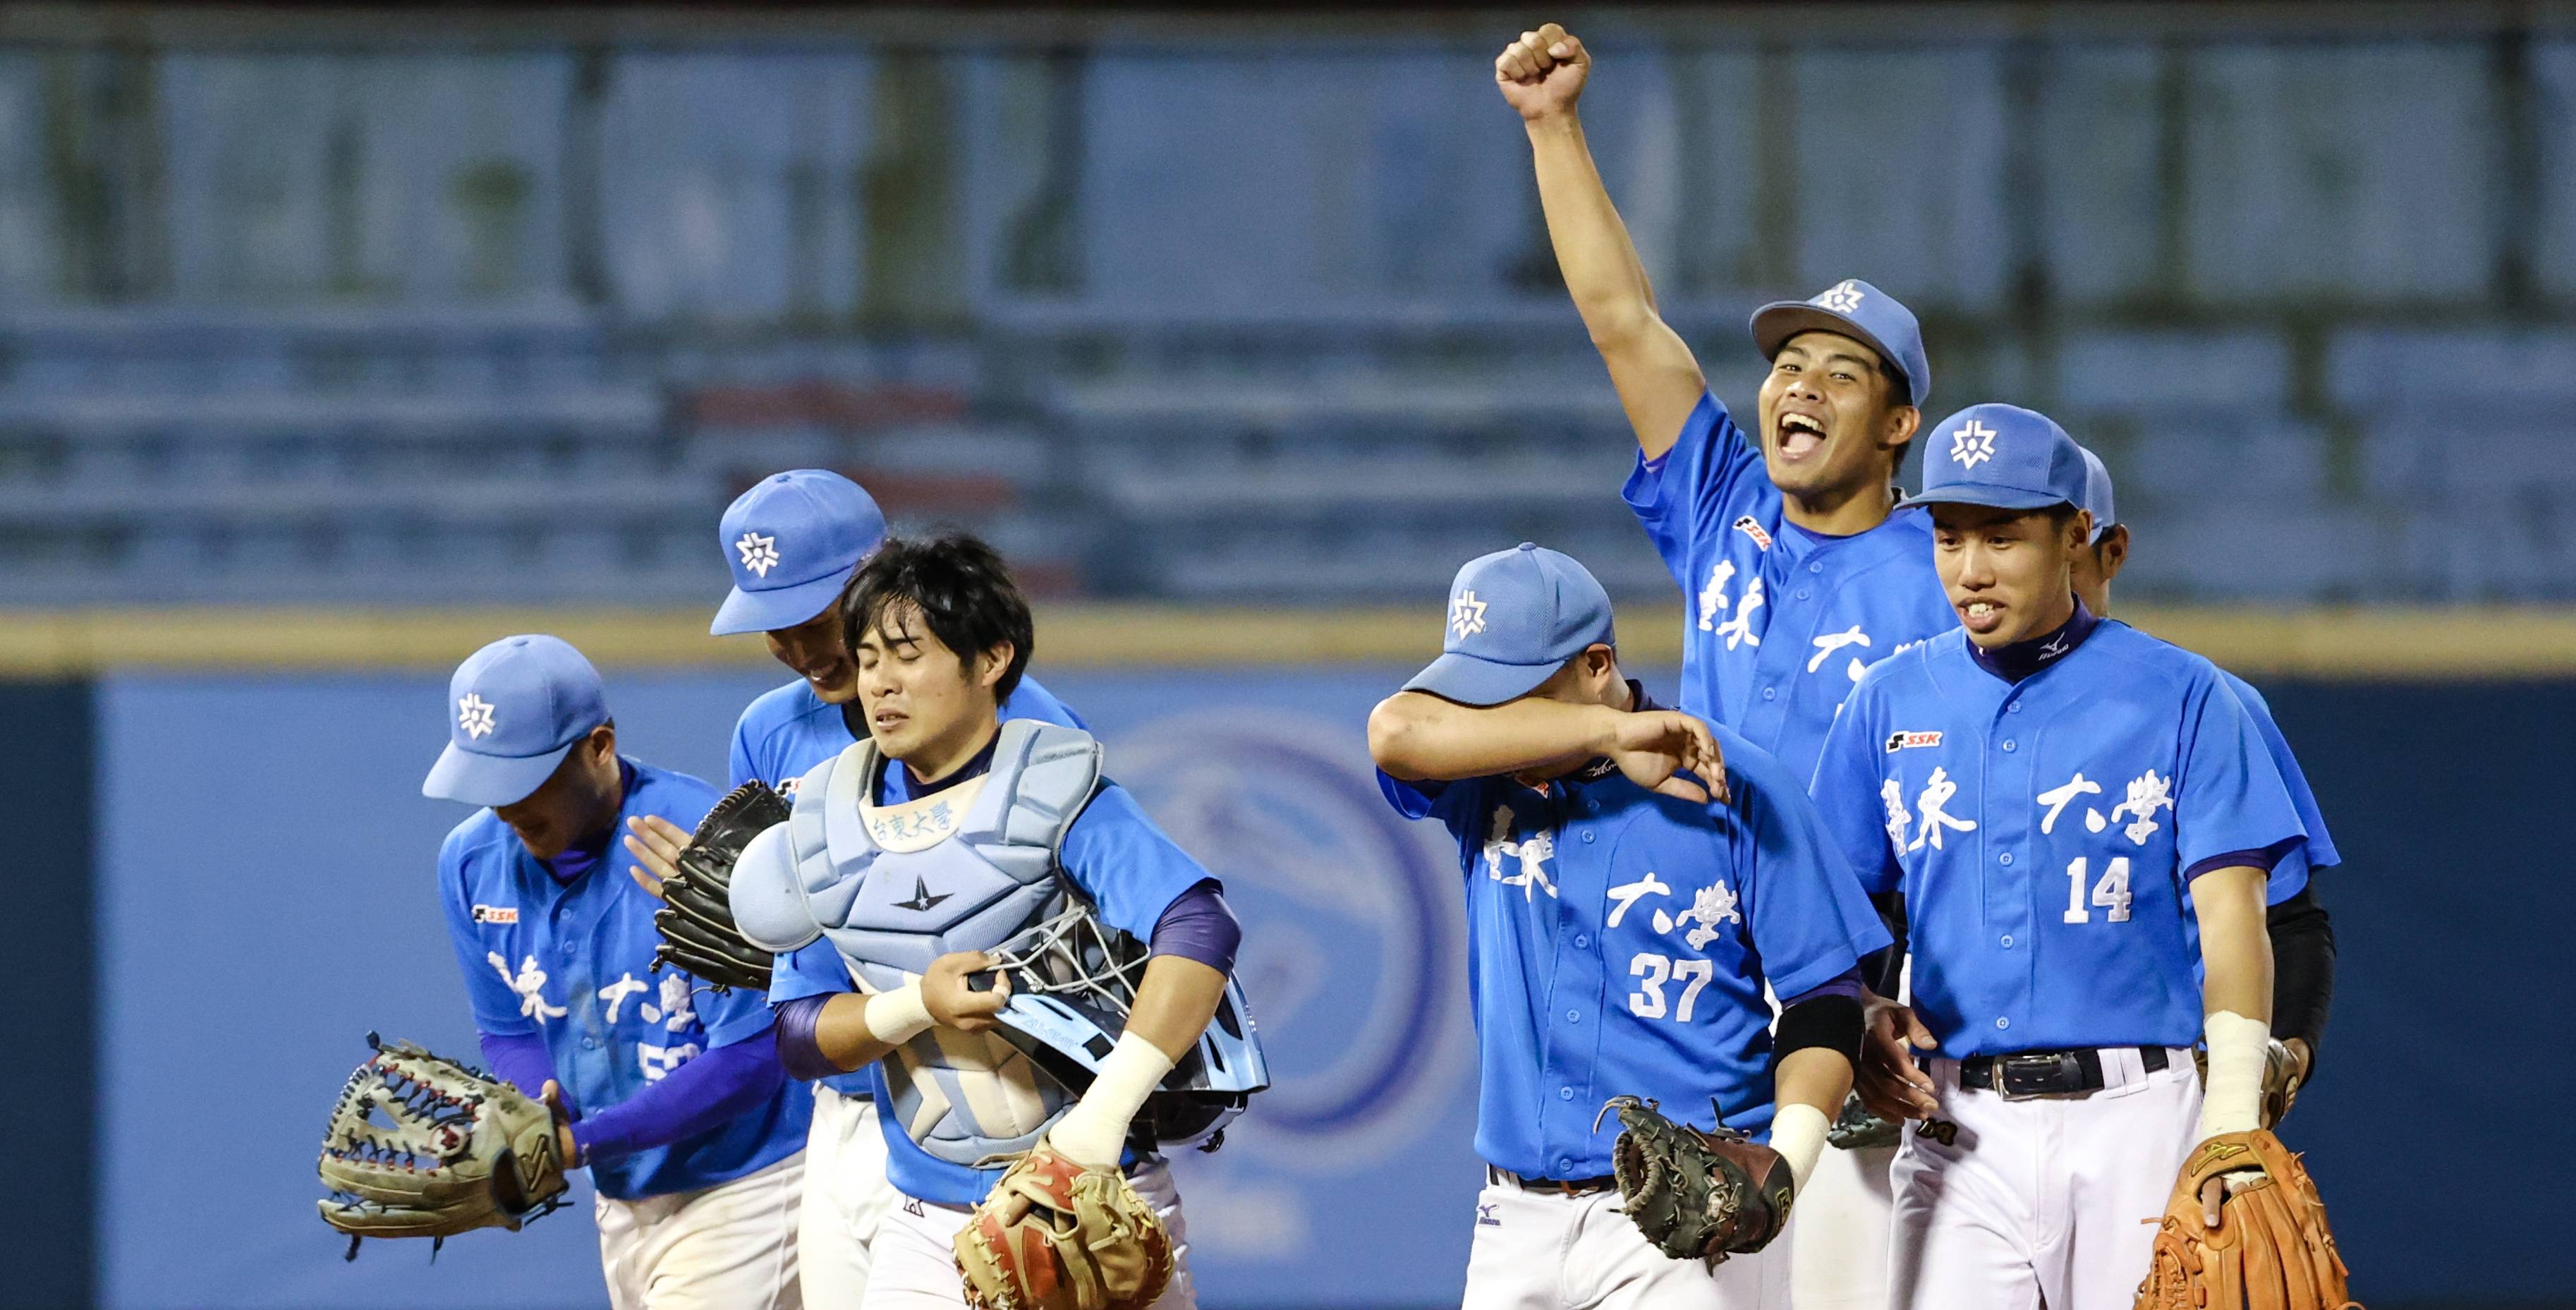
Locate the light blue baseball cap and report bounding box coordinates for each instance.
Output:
[2076,444,2118,544]
[1750,278,1931,408]
[423,635,609,807]
[1404,542,1616,706]
[1912,404,2089,514]
[710,470,889,636]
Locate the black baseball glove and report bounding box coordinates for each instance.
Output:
[1596,1095,1794,1265]
[650,781,791,993]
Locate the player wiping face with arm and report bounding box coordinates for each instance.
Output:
[423,636,810,1308]
[2066,446,2339,1122]
[1368,542,1890,1307]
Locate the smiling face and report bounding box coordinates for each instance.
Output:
[765,602,858,703]
[1931,502,2090,649]
[853,600,1009,769]
[1754,329,1919,502]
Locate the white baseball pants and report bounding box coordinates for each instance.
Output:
[860,1157,1196,1310]
[1887,1048,2199,1310]
[798,1085,899,1309]
[1790,1141,1897,1310]
[1463,1179,1790,1309]
[595,1150,805,1310]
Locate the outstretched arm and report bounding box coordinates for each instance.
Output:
[1368,690,1725,802]
[1498,23,1709,459]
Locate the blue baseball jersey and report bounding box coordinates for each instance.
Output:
[739,675,1084,1100]
[844,756,1211,1206]
[1807,624,2308,1060]
[441,758,812,1201]
[1625,392,1957,779]
[1380,712,1890,1180]
[2224,669,2340,904]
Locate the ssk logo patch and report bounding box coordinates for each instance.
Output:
[471,904,520,924]
[1884,730,1944,753]
[1732,515,1774,550]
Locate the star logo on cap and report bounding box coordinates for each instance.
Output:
[1450,590,1489,640]
[458,693,498,740]
[736,531,782,578]
[1948,420,1997,471]
[1811,279,1866,315]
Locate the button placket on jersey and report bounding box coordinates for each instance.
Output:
[1541,782,1612,1168]
[1988,698,2037,1039]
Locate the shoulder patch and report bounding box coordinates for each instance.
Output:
[1884,730,1944,753]
[470,904,519,924]
[1732,515,1774,550]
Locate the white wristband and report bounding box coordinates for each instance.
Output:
[863,983,935,1046]
[1047,1031,1177,1167]
[2197,1010,2270,1140]
[1769,1103,1832,1196]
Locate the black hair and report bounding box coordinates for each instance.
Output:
[838,532,1033,703]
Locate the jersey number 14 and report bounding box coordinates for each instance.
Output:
[2062,856,2133,923]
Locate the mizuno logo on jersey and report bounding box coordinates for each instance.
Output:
[1885,730,1944,753]
[470,904,519,924]
[1731,516,1774,550]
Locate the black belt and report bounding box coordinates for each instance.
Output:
[1487,1164,1618,1196]
[1957,1045,2169,1098]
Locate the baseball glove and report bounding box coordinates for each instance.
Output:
[1596,1095,1793,1265]
[650,780,791,993]
[954,1142,1174,1310]
[315,1034,569,1257]
[1826,1092,1903,1151]
[2134,1129,2355,1310]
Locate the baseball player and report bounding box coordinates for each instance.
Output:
[1497,25,1960,1305]
[1367,541,1892,1309]
[2062,446,2339,1117]
[731,530,1244,1310]
[425,634,814,1309]
[620,469,1084,1309]
[1805,406,2309,1310]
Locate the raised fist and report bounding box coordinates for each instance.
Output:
[1495,23,1591,121]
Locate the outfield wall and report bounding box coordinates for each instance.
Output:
[16,661,2563,1309]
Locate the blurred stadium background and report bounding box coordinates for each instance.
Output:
[1,4,2570,1308]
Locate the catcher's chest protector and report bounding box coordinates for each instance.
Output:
[756,720,1103,1167]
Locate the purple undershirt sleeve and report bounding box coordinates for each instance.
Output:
[480,1031,558,1101]
[567,1024,786,1165]
[773,993,846,1083]
[1147,879,1239,976]
[1781,966,1864,1009]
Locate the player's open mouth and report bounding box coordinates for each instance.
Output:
[873,708,909,731]
[1960,598,2003,633]
[1775,412,1828,462]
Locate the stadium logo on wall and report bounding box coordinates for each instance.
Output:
[1111,712,1471,1172]
[1885,729,1943,753]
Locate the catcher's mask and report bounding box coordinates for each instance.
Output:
[981,899,1269,1150]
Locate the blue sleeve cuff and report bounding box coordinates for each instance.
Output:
[2185,835,2304,883]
